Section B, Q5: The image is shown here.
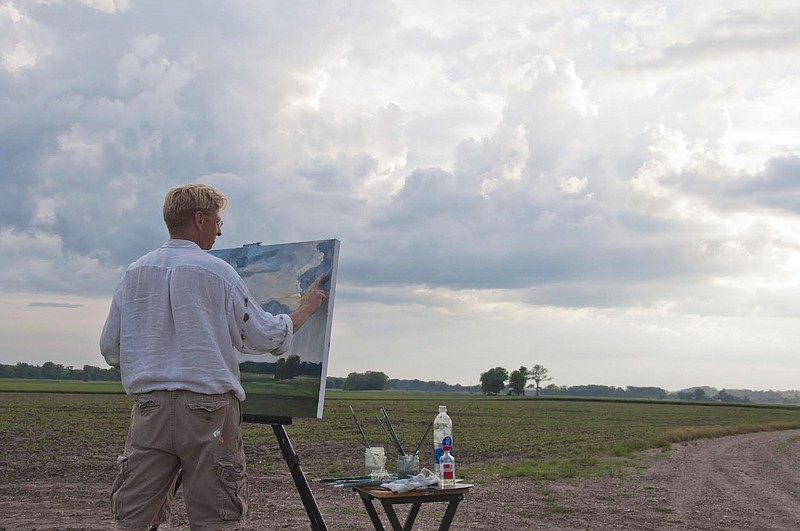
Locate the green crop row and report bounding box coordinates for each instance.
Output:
[1,390,798,482]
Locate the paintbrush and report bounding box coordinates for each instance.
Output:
[349,406,371,448]
[412,419,434,456]
[380,406,405,456]
[376,414,404,455]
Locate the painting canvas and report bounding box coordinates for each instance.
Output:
[210,239,339,420]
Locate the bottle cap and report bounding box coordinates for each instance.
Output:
[439,405,447,413]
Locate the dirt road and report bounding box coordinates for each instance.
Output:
[537,429,800,530]
[1,430,798,530]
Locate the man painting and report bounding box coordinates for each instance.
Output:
[100,184,325,530]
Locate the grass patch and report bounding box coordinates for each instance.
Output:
[541,489,575,514]
[0,379,124,393]
[1,390,798,483]
[609,421,800,458]
[495,455,637,481]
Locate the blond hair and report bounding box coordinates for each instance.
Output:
[163,184,228,232]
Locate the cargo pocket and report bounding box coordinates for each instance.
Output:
[187,398,228,419]
[110,455,129,520]
[216,455,248,521]
[131,395,163,448]
[133,395,160,415]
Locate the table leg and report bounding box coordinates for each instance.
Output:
[404,502,422,530]
[355,488,469,531]
[380,501,422,531]
[437,499,462,531]
[381,502,405,531]
[359,494,386,530]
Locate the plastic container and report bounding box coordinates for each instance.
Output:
[397,454,420,479]
[365,447,386,477]
[433,405,452,475]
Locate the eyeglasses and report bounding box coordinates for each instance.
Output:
[200,211,223,230]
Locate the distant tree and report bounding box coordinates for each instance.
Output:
[508,366,528,395]
[625,386,668,400]
[529,364,551,396]
[693,388,707,401]
[12,362,37,378]
[716,389,750,403]
[343,371,389,390]
[326,376,345,389]
[479,367,508,395]
[544,383,565,395]
[41,361,64,379]
[386,379,480,393]
[564,384,625,398]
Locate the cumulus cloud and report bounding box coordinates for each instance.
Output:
[2,1,800,388]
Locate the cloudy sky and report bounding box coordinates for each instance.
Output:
[2,0,799,392]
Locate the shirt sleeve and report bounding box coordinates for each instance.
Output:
[99,283,122,367]
[228,280,294,356]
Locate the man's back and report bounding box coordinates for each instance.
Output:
[108,238,250,398]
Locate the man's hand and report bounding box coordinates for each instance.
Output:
[299,274,326,313]
[290,274,327,332]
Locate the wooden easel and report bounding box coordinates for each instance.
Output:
[256,415,329,531]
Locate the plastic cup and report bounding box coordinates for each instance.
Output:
[396,454,420,479]
[364,447,386,476]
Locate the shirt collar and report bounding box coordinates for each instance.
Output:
[163,239,202,250]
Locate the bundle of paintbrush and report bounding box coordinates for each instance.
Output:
[376,406,434,458]
[349,404,435,458]
[376,406,405,455]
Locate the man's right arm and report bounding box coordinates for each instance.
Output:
[229,274,327,356]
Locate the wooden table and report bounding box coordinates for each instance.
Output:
[354,484,473,531]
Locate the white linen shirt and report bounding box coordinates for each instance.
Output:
[100,239,293,401]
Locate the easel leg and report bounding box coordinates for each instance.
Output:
[272,423,329,531]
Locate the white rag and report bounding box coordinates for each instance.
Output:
[380,467,440,493]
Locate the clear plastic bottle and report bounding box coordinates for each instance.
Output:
[439,436,455,488]
[433,405,452,475]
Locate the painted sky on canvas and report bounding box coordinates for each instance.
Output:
[2,1,799,391]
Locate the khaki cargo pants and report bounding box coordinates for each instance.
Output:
[112,390,248,531]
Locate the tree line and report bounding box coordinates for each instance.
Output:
[480,364,552,396]
[326,372,480,393]
[478,364,761,403]
[0,361,120,381]
[3,362,796,404]
[0,363,478,393]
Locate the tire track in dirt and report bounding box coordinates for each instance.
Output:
[655,429,800,529]
[604,429,800,530]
